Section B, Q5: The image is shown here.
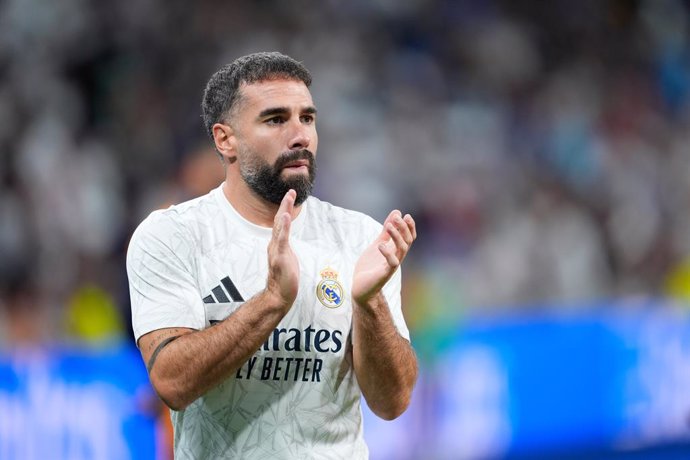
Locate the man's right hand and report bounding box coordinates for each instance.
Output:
[265,189,300,310]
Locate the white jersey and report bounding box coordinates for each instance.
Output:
[127,184,410,459]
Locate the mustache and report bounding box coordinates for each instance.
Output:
[274,149,315,170]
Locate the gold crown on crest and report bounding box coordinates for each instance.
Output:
[320,267,338,279]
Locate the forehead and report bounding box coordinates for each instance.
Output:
[237,78,314,113]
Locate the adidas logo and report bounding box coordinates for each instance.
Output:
[203,276,245,304]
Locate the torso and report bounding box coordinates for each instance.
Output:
[128,185,407,459]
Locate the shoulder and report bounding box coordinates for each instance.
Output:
[307,196,381,227]
[304,196,382,244]
[129,191,219,253]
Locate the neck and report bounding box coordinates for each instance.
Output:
[221,179,303,227]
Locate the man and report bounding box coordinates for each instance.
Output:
[127,52,418,459]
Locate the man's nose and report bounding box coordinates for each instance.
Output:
[287,122,311,151]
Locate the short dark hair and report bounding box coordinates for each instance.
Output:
[201,52,312,138]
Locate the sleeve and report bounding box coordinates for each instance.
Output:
[382,259,410,341]
[126,211,206,344]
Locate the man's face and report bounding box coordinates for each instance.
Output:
[230,79,318,205]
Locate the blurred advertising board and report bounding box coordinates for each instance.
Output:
[364,301,690,459]
[2,302,689,460]
[0,343,157,460]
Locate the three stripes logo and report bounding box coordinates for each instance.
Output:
[203,276,244,304]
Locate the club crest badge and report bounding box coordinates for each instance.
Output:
[316,267,344,309]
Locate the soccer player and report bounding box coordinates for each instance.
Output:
[127,51,418,459]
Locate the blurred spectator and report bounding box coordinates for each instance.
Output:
[0,0,689,352]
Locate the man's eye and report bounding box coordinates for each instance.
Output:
[301,115,314,124]
[266,117,285,125]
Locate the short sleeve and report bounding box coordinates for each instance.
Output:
[126,211,205,344]
[382,259,410,341]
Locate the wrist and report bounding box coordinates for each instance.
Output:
[353,291,386,311]
[262,283,293,312]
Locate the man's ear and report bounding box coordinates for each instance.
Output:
[212,122,238,164]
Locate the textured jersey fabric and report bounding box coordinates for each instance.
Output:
[127,183,409,459]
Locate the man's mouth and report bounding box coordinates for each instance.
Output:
[282,159,310,170]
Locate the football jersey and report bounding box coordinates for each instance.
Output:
[127,183,410,459]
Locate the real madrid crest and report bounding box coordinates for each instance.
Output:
[316,267,344,309]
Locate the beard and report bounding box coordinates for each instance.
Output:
[238,148,316,206]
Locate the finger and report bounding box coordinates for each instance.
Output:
[404,214,417,241]
[383,209,402,227]
[392,214,414,245]
[276,212,292,250]
[376,210,400,242]
[386,222,409,256]
[275,190,296,225]
[378,242,400,268]
[272,190,296,239]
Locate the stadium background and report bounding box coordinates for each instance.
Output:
[2,0,690,458]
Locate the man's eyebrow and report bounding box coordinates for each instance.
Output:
[257,106,318,119]
[258,107,288,119]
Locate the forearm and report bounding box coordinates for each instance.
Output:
[149,290,287,410]
[352,292,418,420]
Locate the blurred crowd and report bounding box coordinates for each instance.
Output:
[1,0,690,351]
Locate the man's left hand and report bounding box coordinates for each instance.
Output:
[352,210,416,305]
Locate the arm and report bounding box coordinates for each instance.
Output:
[351,210,418,420]
[137,190,300,411]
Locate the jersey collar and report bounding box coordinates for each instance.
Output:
[213,183,308,237]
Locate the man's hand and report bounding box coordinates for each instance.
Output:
[352,210,416,305]
[265,189,300,310]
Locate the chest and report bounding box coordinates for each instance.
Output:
[194,231,358,334]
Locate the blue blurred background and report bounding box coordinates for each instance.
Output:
[2,0,690,458]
